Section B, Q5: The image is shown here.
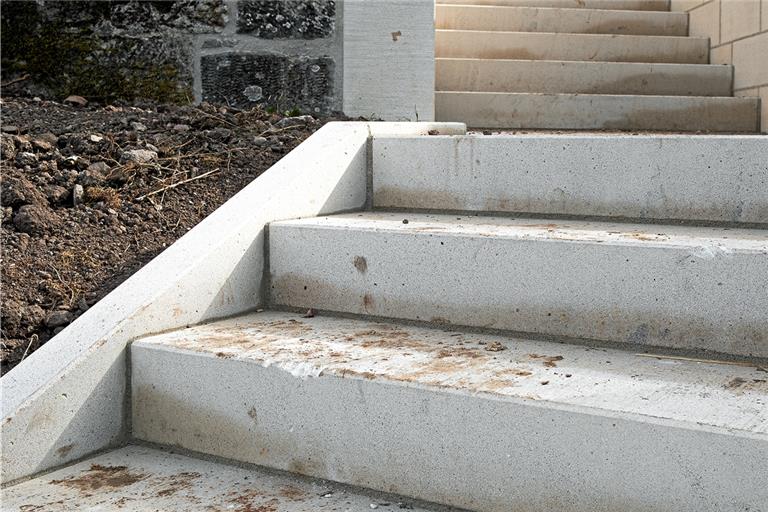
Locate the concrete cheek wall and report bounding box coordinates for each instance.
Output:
[672,0,768,132]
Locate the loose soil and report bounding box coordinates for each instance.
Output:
[1,96,331,372]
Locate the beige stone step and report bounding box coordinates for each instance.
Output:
[437,0,670,10]
[436,30,709,63]
[436,4,687,35]
[436,58,732,96]
[435,92,760,132]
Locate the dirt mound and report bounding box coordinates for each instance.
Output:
[1,97,326,372]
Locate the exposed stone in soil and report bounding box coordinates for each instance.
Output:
[1,96,335,372]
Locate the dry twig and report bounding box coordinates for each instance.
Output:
[136,168,220,201]
[1,74,30,87]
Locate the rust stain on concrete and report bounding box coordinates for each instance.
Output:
[50,464,147,493]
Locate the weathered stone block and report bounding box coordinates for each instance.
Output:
[237,0,335,38]
[201,53,334,113]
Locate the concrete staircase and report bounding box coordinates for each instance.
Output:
[435,0,762,131]
[123,133,766,511]
[5,123,766,511]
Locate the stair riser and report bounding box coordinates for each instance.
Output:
[269,223,768,358]
[372,136,768,224]
[436,5,688,36]
[436,59,732,96]
[437,0,671,10]
[132,346,768,512]
[435,92,760,132]
[436,31,709,63]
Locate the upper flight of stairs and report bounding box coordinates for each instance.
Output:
[434,0,762,131]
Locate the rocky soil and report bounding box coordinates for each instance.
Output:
[1,96,326,373]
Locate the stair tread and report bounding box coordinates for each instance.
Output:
[436,29,709,64]
[436,0,671,10]
[437,3,679,15]
[435,56,728,69]
[2,445,448,511]
[135,310,768,435]
[273,212,768,250]
[436,58,732,96]
[438,90,750,98]
[269,212,767,357]
[436,4,687,36]
[437,28,703,39]
[435,91,760,131]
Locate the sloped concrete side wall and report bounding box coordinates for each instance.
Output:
[0,121,465,484]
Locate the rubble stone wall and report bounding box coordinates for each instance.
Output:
[1,0,342,114]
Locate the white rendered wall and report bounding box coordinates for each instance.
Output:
[342,0,435,121]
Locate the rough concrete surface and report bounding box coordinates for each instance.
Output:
[372,134,768,223]
[131,311,768,512]
[269,212,768,357]
[1,444,457,511]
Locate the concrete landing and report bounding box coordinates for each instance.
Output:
[1,445,456,511]
[131,311,768,511]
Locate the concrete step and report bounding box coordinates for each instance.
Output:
[2,445,452,511]
[436,4,687,36]
[436,30,709,63]
[372,134,768,224]
[435,92,760,131]
[437,0,671,10]
[268,213,768,358]
[132,311,768,512]
[436,58,732,96]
